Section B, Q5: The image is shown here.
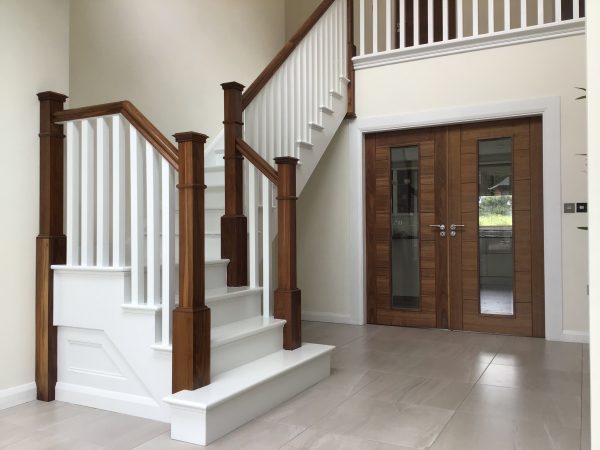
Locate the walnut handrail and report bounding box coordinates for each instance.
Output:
[241,0,337,110]
[235,138,279,185]
[53,100,179,170]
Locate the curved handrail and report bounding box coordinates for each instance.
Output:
[241,0,336,110]
[53,101,179,171]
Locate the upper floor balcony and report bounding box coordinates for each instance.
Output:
[353,0,586,69]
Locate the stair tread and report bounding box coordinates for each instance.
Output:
[165,343,334,410]
[206,286,262,303]
[211,316,284,348]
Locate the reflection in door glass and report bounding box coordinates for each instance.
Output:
[478,138,514,315]
[391,146,420,310]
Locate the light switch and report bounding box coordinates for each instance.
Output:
[564,203,575,213]
[577,203,588,213]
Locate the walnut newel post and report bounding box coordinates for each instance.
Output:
[36,91,68,401]
[172,132,211,393]
[221,82,248,286]
[274,157,301,350]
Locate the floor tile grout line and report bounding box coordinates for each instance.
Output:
[427,345,497,449]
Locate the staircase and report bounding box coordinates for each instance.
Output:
[34,0,353,446]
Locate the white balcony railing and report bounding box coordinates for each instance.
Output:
[354,0,586,68]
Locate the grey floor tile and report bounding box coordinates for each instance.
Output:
[281,428,415,449]
[430,411,581,450]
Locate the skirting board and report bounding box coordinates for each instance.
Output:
[0,382,36,410]
[55,382,169,423]
[560,330,590,344]
[302,311,354,324]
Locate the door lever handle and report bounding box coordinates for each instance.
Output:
[450,224,465,231]
[428,224,446,231]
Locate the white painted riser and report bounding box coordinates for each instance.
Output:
[167,344,334,446]
[207,288,262,327]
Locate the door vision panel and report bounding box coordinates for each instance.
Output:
[365,118,544,337]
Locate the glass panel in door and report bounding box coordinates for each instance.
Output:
[391,146,420,310]
[478,138,514,316]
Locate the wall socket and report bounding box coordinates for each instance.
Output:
[564,203,575,213]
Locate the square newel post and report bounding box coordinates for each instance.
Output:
[274,157,301,350]
[221,82,248,286]
[172,132,211,393]
[36,91,68,401]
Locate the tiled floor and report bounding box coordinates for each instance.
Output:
[0,322,590,449]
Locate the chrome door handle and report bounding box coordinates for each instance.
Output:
[429,224,446,231]
[450,224,465,231]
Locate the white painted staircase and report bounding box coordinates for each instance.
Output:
[49,0,349,445]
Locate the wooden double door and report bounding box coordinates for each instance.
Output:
[365,118,545,337]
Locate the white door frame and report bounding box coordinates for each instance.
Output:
[347,96,568,341]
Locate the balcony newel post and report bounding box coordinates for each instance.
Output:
[221,82,248,286]
[172,132,210,393]
[36,91,68,401]
[274,157,301,350]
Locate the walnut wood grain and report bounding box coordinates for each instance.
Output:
[172,132,210,392]
[221,82,248,287]
[53,100,179,170]
[242,0,336,110]
[274,157,301,350]
[236,138,279,185]
[36,92,68,401]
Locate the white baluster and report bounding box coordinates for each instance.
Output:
[386,0,392,50]
[488,0,494,33]
[262,176,271,318]
[443,0,449,40]
[457,0,464,38]
[248,165,258,287]
[360,0,366,55]
[504,0,510,30]
[112,115,127,267]
[80,119,95,266]
[399,0,406,47]
[473,0,479,35]
[573,0,580,19]
[555,0,561,22]
[413,0,419,46]
[161,160,175,345]
[130,127,145,304]
[302,41,309,148]
[538,0,544,25]
[96,117,110,267]
[373,0,379,52]
[428,0,434,43]
[66,121,80,266]
[146,142,160,306]
[520,0,527,27]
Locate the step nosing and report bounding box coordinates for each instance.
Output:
[165,344,334,411]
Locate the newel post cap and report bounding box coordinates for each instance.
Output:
[173,132,208,144]
[221,82,245,91]
[37,91,68,102]
[274,156,300,166]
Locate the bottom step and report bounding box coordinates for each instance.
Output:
[165,343,334,446]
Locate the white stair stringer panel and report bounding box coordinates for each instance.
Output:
[53,267,171,422]
[165,343,334,446]
[296,77,349,194]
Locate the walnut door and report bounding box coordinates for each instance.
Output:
[365,128,448,328]
[447,118,544,337]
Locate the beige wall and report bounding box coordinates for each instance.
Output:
[586,0,598,445]
[300,35,589,334]
[70,0,286,145]
[285,0,321,39]
[0,0,70,391]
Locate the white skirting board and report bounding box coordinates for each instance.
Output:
[0,382,36,410]
[301,311,355,324]
[560,330,590,344]
[56,382,169,422]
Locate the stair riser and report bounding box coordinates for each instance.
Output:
[206,235,221,260]
[211,326,283,377]
[208,292,262,328]
[206,187,224,209]
[170,351,332,445]
[174,209,223,235]
[206,263,228,292]
[205,170,224,187]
